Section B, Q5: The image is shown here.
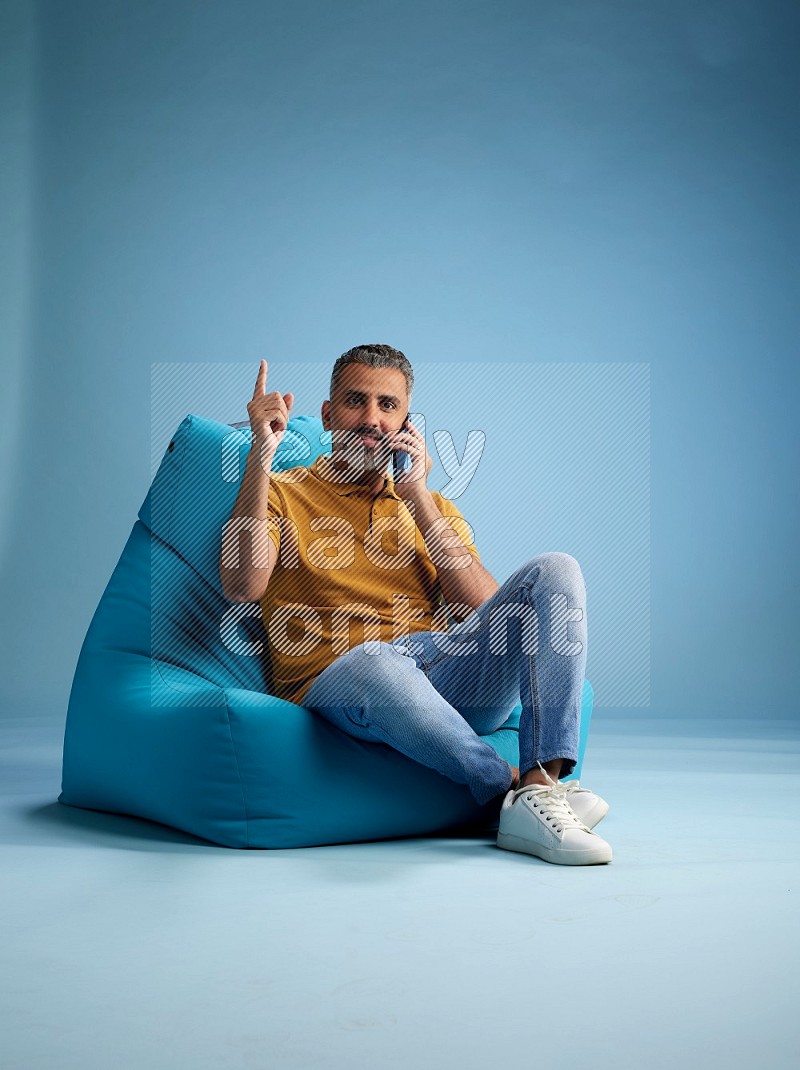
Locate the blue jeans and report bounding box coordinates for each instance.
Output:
[303,552,588,806]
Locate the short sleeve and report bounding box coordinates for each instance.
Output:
[436,496,482,561]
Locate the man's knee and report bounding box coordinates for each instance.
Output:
[523,551,585,592]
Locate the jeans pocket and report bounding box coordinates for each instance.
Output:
[389,634,412,658]
[422,606,495,673]
[398,630,443,671]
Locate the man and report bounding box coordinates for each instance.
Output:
[220,344,612,866]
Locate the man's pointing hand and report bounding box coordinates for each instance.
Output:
[246,359,295,458]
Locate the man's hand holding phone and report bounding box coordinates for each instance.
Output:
[391,416,432,500]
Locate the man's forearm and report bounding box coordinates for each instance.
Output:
[405,489,499,615]
[220,439,276,600]
[230,439,274,522]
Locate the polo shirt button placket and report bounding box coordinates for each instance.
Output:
[368,494,378,535]
[368,485,388,534]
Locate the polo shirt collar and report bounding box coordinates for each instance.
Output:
[310,453,402,500]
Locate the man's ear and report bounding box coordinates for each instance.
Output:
[321,400,330,430]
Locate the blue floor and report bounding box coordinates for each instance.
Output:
[3,711,798,1070]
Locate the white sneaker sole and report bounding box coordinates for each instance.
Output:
[497,830,612,866]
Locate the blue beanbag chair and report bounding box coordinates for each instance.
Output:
[58,413,595,848]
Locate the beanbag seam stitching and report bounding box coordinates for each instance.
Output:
[221,690,251,848]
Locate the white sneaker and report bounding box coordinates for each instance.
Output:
[561,780,610,829]
[497,767,612,866]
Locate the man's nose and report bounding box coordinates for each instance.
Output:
[363,404,383,429]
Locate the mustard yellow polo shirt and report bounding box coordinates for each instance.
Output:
[258,452,482,706]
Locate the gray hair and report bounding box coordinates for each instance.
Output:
[330,344,414,405]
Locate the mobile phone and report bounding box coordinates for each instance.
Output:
[392,417,411,479]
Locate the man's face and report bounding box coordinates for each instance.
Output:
[321,364,410,477]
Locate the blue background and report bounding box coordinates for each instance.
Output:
[2,0,797,721]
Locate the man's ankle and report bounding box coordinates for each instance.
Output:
[520,769,561,789]
[520,775,549,789]
[519,760,564,789]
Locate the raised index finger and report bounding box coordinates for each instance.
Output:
[252,359,268,399]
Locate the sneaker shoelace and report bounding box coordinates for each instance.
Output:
[512,780,590,833]
[562,780,586,798]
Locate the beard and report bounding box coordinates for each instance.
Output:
[329,428,392,479]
